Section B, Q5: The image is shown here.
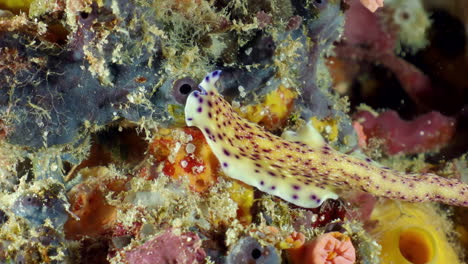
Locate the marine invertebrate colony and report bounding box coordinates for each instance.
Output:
[185,71,468,208]
[288,232,356,264]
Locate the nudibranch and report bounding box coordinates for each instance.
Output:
[185,71,468,208]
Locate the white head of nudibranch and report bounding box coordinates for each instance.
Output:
[185,70,339,208]
[184,70,221,127]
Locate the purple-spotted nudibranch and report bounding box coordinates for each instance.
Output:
[185,71,468,208]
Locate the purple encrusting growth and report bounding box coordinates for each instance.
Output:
[0,2,164,148]
[185,71,468,208]
[291,0,358,149]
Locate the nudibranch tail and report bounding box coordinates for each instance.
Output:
[322,151,468,207]
[185,71,468,208]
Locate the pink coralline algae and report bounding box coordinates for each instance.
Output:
[355,110,456,155]
[125,229,206,264]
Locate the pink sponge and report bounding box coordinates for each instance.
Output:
[355,110,455,155]
[126,229,206,264]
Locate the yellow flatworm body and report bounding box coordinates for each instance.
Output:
[185,71,468,208]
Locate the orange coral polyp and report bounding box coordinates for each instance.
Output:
[314,232,356,264]
[281,231,306,249]
[289,232,356,264]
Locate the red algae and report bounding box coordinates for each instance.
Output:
[355,110,455,155]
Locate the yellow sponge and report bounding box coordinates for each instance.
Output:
[370,200,460,264]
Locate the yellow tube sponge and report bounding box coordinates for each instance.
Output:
[370,200,461,264]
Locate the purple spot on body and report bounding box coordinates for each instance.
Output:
[198,97,203,103]
[293,185,300,190]
[310,194,317,200]
[223,149,230,156]
[208,113,212,118]
[292,194,298,200]
[204,128,211,135]
[208,101,213,107]
[316,199,321,203]
[197,107,202,113]
[271,186,276,190]
[260,180,264,185]
[255,169,260,173]
[187,117,193,121]
[212,70,220,77]
[198,85,206,94]
[268,171,276,177]
[193,92,199,98]
[205,76,210,82]
[223,162,228,168]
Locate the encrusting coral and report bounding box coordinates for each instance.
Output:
[185,71,468,208]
